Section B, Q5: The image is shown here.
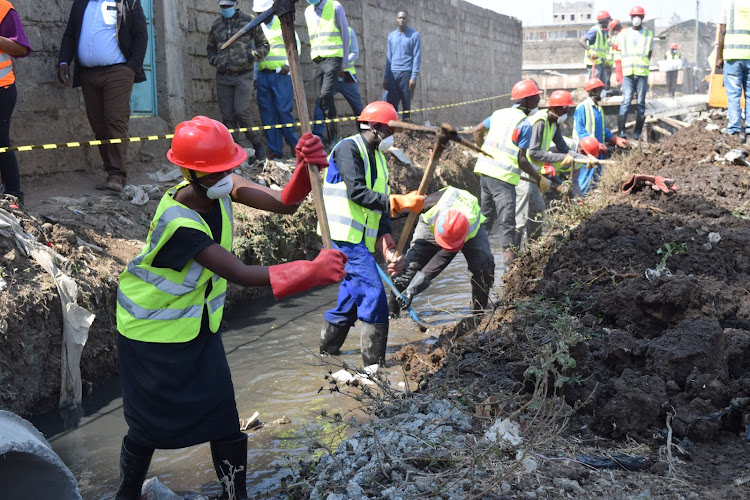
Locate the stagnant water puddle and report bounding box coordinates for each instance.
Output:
[31,236,506,498]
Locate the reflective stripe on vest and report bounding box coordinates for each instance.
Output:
[572,98,605,145]
[0,1,15,86]
[423,187,485,243]
[320,134,389,252]
[305,1,344,59]
[344,27,356,75]
[584,25,608,66]
[526,109,557,172]
[618,27,653,77]
[606,37,616,65]
[725,1,750,61]
[473,107,525,186]
[258,17,289,70]
[116,183,234,343]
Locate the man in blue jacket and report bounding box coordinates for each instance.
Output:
[383,10,421,121]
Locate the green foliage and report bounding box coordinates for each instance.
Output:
[656,242,688,271]
[731,203,750,220]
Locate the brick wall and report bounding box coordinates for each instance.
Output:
[13,0,521,179]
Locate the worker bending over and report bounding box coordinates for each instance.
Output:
[472,79,547,266]
[519,90,585,246]
[388,186,494,316]
[545,135,602,197]
[319,101,424,367]
[115,117,346,499]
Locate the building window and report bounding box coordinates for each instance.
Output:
[571,14,575,21]
[587,14,591,19]
[561,14,565,20]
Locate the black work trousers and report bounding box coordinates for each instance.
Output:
[479,175,516,249]
[0,83,21,202]
[394,220,495,312]
[313,56,343,145]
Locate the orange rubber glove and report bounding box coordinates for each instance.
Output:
[269,248,347,299]
[389,191,425,217]
[280,133,329,205]
[615,60,624,85]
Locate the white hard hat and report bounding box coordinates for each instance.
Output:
[253,0,273,12]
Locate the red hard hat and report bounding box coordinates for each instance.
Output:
[608,19,622,32]
[358,101,399,125]
[585,77,605,92]
[433,209,469,252]
[511,80,542,101]
[596,10,611,21]
[630,5,645,16]
[167,116,247,172]
[548,90,574,108]
[579,136,601,157]
[670,43,679,50]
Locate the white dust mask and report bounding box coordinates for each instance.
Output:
[557,113,568,123]
[632,17,642,27]
[203,175,234,200]
[378,134,395,152]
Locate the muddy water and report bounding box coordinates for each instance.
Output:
[31,236,506,499]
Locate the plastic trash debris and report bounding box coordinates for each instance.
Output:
[141,477,183,500]
[484,418,522,447]
[576,453,654,471]
[705,123,720,131]
[708,232,721,244]
[723,149,750,167]
[120,185,149,206]
[0,277,6,292]
[147,165,183,183]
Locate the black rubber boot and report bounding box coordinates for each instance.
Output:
[361,323,388,366]
[210,434,248,500]
[633,116,646,140]
[617,114,628,139]
[114,438,153,500]
[387,291,401,318]
[320,321,350,355]
[251,140,266,161]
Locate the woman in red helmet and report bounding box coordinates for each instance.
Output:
[318,101,424,367]
[114,117,347,499]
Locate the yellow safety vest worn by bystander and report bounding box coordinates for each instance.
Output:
[0,0,16,87]
[117,183,233,343]
[584,25,608,67]
[258,17,289,71]
[724,1,750,61]
[423,187,485,244]
[320,134,389,252]
[573,97,606,144]
[345,27,356,76]
[473,108,526,186]
[526,109,557,173]
[606,36,617,67]
[616,27,653,77]
[665,50,681,60]
[305,0,344,60]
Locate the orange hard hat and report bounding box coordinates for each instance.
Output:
[608,19,622,32]
[596,10,611,21]
[670,43,679,50]
[585,77,606,92]
[358,101,398,125]
[548,90,574,108]
[511,80,542,101]
[167,116,247,172]
[579,136,601,157]
[433,209,469,252]
[630,5,645,16]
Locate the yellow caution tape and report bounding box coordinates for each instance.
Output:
[0,93,510,154]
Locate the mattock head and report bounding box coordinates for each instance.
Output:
[438,122,456,146]
[273,0,297,17]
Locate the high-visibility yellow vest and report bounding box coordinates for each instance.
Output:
[665,50,681,60]
[422,187,485,244]
[526,109,557,173]
[606,36,617,66]
[617,27,653,77]
[258,17,288,71]
[320,134,389,252]
[572,97,605,144]
[584,25,608,67]
[0,1,16,87]
[117,183,233,343]
[724,1,750,61]
[473,108,526,186]
[556,137,584,174]
[305,0,344,59]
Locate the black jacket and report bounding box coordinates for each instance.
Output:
[58,0,148,87]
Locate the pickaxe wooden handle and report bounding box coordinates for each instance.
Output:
[220,8,274,50]
[278,1,332,249]
[389,119,487,156]
[394,123,453,257]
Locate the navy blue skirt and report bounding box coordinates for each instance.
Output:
[118,327,241,449]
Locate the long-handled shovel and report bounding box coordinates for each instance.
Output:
[376,265,429,332]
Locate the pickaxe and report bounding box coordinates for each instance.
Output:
[221,0,332,249]
[388,121,480,257]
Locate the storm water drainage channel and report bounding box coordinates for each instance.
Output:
[31,236,506,499]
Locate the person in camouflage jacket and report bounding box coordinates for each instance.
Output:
[207,0,270,158]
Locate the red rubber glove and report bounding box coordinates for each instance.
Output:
[280,133,329,205]
[615,60,624,85]
[543,163,556,177]
[622,174,678,194]
[268,248,348,299]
